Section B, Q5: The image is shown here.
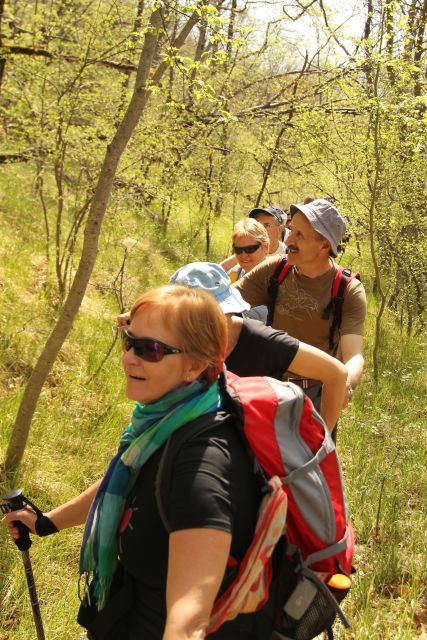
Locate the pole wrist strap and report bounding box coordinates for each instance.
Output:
[35,514,59,537]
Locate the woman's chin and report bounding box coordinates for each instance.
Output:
[125,378,147,402]
[125,381,171,405]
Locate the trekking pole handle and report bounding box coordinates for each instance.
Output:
[2,488,32,552]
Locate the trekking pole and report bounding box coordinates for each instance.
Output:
[1,489,46,640]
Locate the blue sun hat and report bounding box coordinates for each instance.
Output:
[169,262,250,314]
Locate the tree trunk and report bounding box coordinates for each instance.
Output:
[255,54,308,206]
[0,0,6,91]
[4,1,205,470]
[368,101,388,383]
[255,124,287,207]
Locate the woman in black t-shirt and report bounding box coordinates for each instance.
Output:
[2,285,267,640]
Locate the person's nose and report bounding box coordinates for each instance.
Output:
[122,347,141,366]
[285,230,294,246]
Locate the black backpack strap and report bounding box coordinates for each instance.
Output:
[156,373,271,532]
[155,411,231,532]
[322,268,360,350]
[267,257,291,326]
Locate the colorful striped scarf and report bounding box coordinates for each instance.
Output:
[79,378,222,610]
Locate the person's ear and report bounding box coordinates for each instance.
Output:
[321,239,331,253]
[184,358,208,383]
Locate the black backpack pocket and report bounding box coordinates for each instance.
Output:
[271,545,352,640]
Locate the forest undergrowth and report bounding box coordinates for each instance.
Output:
[0,173,426,640]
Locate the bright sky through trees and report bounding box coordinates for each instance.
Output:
[249,0,366,59]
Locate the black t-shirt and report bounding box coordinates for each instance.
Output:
[225,317,299,380]
[115,413,265,640]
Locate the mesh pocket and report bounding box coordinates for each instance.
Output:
[274,577,349,640]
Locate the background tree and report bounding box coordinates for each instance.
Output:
[1,2,425,637]
[3,0,221,470]
[1,0,425,469]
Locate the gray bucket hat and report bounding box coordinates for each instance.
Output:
[289,199,347,256]
[169,262,250,314]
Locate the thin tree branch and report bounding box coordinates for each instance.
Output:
[2,44,139,73]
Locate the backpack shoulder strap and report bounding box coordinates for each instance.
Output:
[331,267,360,298]
[267,257,291,326]
[322,267,361,350]
[220,372,272,490]
[229,268,244,284]
[155,411,231,532]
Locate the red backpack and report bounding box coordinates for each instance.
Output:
[156,371,354,639]
[267,257,360,348]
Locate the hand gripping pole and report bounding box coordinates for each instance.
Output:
[1,489,46,640]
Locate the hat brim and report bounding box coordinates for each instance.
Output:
[249,208,283,223]
[217,288,250,314]
[289,203,304,216]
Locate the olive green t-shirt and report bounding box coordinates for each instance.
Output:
[234,257,367,359]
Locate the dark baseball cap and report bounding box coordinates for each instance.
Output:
[249,205,285,224]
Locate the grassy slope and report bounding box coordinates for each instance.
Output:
[0,169,426,639]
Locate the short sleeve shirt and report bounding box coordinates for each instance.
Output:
[270,240,287,256]
[228,265,245,284]
[225,318,299,379]
[234,258,366,358]
[117,414,263,640]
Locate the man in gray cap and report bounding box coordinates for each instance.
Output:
[169,262,347,431]
[235,199,367,419]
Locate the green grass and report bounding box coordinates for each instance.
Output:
[0,168,426,639]
[334,309,427,639]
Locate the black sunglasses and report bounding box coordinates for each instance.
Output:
[233,242,262,255]
[122,329,183,362]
